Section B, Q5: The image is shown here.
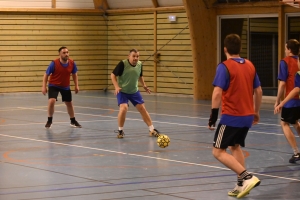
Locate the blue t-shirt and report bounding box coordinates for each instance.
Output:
[277,56,300,108]
[295,72,300,88]
[212,58,261,128]
[46,61,78,90]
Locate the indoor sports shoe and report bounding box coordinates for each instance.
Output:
[70,120,82,128]
[237,175,260,199]
[289,153,300,163]
[149,129,160,137]
[228,184,249,197]
[45,121,52,128]
[116,130,125,138]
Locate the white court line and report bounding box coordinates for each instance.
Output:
[0,107,289,137]
[0,133,299,182]
[1,105,282,126]
[0,119,116,127]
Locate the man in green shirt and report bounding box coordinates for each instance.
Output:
[111,49,160,138]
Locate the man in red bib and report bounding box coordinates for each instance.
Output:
[208,34,262,198]
[42,47,81,128]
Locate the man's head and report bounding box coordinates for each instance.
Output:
[224,34,241,56]
[285,39,300,56]
[128,48,139,66]
[58,46,69,62]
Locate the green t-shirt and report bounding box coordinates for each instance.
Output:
[117,59,142,94]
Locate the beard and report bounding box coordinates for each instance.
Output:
[61,56,68,62]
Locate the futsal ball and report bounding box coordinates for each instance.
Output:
[157,134,170,148]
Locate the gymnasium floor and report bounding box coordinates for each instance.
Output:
[0,91,299,200]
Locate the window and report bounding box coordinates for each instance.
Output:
[219,15,278,96]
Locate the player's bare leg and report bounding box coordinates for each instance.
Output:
[136,103,160,137]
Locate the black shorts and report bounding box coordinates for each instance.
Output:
[48,86,72,102]
[281,106,300,124]
[213,124,249,149]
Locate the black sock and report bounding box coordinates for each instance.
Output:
[237,177,243,186]
[48,117,53,123]
[70,117,76,123]
[239,170,253,180]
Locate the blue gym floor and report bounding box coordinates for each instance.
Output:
[0,91,299,200]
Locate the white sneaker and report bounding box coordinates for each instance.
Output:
[228,184,241,196]
[228,184,250,197]
[237,175,260,199]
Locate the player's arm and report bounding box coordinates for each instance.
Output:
[208,87,222,130]
[72,73,79,94]
[42,61,54,95]
[275,60,288,107]
[253,86,262,124]
[71,62,79,94]
[274,87,300,114]
[138,76,150,94]
[275,81,286,106]
[111,61,124,95]
[208,63,227,130]
[42,73,49,95]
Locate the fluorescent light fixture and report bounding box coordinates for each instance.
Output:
[168,15,177,22]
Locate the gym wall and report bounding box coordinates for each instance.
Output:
[0,11,192,95]
[0,13,108,93]
[106,11,193,95]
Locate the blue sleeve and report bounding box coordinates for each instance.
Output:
[278,60,288,82]
[72,62,78,74]
[212,63,229,90]
[253,73,261,89]
[295,73,300,88]
[45,61,55,75]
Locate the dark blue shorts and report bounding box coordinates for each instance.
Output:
[117,91,144,106]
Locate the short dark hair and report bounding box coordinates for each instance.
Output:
[224,34,241,55]
[286,39,300,55]
[129,48,138,54]
[58,46,68,52]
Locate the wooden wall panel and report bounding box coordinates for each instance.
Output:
[156,11,193,95]
[106,13,154,90]
[0,14,107,93]
[105,11,192,95]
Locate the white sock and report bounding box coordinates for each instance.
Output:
[149,125,154,132]
[119,127,123,131]
[293,147,299,155]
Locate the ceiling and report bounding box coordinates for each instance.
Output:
[0,0,183,10]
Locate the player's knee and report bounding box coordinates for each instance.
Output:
[212,147,223,158]
[136,104,146,112]
[119,104,128,112]
[280,121,290,126]
[48,98,56,105]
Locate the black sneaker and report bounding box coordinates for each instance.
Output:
[70,120,82,128]
[45,121,52,128]
[115,130,125,138]
[149,129,160,137]
[289,153,300,163]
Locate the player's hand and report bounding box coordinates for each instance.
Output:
[42,87,47,95]
[208,108,219,131]
[75,86,79,94]
[114,87,122,95]
[274,101,279,108]
[143,86,151,94]
[274,104,283,114]
[253,112,260,125]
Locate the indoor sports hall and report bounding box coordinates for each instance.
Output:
[0,91,299,199]
[1,0,300,199]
